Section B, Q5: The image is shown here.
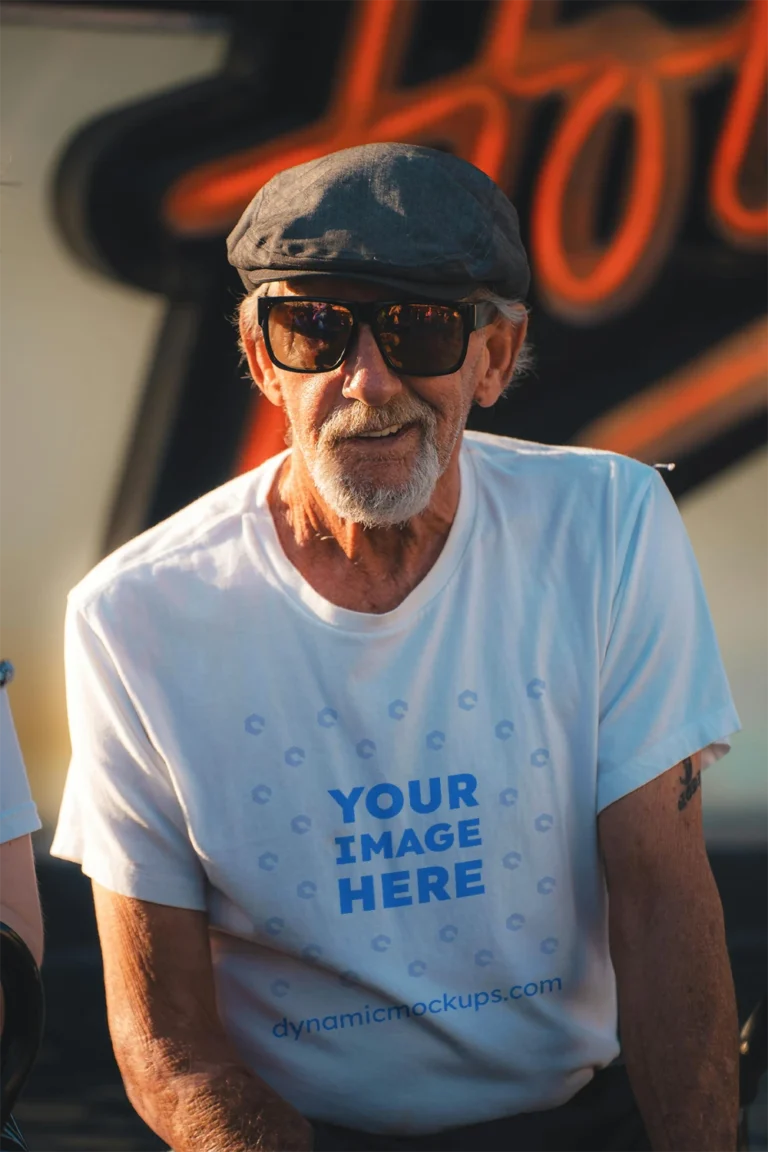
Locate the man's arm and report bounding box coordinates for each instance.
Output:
[0,834,44,967]
[599,754,739,1152]
[92,884,313,1152]
[1,833,44,1033]
[598,755,736,1152]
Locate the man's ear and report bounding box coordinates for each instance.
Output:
[238,306,285,408]
[473,313,528,408]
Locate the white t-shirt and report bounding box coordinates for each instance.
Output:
[51,433,739,1134]
[1,682,42,845]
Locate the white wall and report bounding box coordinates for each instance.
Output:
[0,20,226,823]
[680,450,768,847]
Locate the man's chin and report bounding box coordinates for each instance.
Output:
[310,465,437,528]
[303,435,445,527]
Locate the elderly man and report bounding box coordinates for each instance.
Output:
[52,143,740,1152]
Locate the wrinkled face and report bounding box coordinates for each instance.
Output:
[254,277,503,528]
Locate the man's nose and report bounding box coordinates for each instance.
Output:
[341,324,404,406]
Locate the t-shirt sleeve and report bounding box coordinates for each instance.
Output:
[597,469,740,812]
[0,687,42,844]
[50,600,207,910]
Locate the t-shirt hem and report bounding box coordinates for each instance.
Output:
[49,841,207,911]
[597,702,741,812]
[0,802,42,845]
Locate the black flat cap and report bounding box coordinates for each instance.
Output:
[227,142,530,301]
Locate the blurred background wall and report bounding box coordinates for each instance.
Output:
[2,0,765,847]
[1,6,227,829]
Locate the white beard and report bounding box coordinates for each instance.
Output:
[307,432,444,529]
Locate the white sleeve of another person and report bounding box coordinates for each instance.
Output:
[0,688,42,845]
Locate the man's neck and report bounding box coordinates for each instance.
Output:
[267,444,462,614]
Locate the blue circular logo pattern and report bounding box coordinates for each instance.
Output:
[241,686,566,989]
[495,720,515,740]
[284,746,306,767]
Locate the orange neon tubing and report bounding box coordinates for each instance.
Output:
[332,0,402,126]
[504,60,593,98]
[166,79,512,232]
[166,140,333,232]
[576,324,768,458]
[533,69,666,307]
[710,0,768,239]
[371,84,512,182]
[481,0,533,74]
[163,0,764,329]
[163,1,747,229]
[655,16,747,78]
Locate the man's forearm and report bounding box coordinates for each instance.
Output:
[612,875,739,1151]
[122,1045,313,1152]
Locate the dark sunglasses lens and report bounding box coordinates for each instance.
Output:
[268,301,354,370]
[376,304,465,375]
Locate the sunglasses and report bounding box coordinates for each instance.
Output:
[257,297,498,377]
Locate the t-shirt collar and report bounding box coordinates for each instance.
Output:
[247,440,478,633]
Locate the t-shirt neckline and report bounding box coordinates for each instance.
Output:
[248,443,478,633]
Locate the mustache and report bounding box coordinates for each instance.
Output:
[319,396,437,445]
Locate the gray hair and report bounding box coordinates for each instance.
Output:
[237,284,268,361]
[237,282,533,387]
[461,287,533,386]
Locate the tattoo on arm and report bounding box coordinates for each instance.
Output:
[678,756,701,811]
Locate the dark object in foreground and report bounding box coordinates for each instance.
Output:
[0,923,45,1149]
[738,996,767,1150]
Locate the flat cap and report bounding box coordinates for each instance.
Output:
[227,142,530,300]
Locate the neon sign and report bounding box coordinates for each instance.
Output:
[157,0,768,474]
[164,0,767,327]
[50,0,764,507]
[574,315,768,461]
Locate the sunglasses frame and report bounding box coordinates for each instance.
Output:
[256,296,498,377]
